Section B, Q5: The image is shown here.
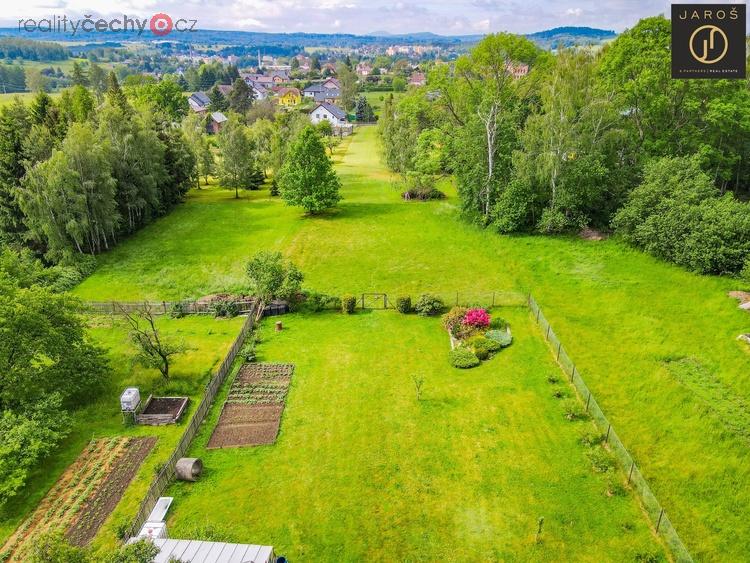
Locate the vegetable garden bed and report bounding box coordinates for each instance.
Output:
[207,363,294,448]
[0,436,156,561]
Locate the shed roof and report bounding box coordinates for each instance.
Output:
[145,539,273,563]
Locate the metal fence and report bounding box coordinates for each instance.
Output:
[84,299,258,316]
[125,300,263,539]
[527,295,692,562]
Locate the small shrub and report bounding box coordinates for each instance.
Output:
[467,335,501,360]
[302,291,340,312]
[485,329,513,347]
[414,294,444,316]
[240,340,256,362]
[463,308,490,328]
[169,302,187,318]
[580,431,605,447]
[562,399,589,421]
[489,317,508,330]
[449,347,480,369]
[587,448,615,473]
[341,295,357,314]
[442,306,468,333]
[211,299,239,318]
[606,477,627,497]
[552,389,568,399]
[547,374,560,384]
[395,296,412,314]
[400,173,446,201]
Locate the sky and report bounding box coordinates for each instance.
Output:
[1,0,745,36]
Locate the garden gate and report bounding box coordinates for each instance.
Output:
[361,293,388,309]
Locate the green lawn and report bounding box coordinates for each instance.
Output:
[71,125,750,560]
[167,309,662,561]
[0,315,243,549]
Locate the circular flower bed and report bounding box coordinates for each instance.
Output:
[443,307,513,368]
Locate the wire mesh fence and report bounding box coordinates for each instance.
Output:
[528,294,693,562]
[125,301,263,539]
[351,290,528,310]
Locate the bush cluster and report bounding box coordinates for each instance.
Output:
[485,329,513,348]
[211,299,239,318]
[395,296,412,314]
[413,294,444,316]
[449,347,480,369]
[341,295,357,314]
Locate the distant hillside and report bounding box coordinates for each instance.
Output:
[526,26,616,49]
[0,26,615,51]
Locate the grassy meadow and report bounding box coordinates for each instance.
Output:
[68,125,750,559]
[0,315,243,549]
[167,309,663,561]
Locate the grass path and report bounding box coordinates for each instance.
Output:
[73,125,750,559]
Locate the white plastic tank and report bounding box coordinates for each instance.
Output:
[120,387,141,412]
[137,521,167,539]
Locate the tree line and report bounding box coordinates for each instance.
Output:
[0,37,68,61]
[379,16,750,276]
[0,73,196,266]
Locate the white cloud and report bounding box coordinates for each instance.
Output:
[473,18,491,31]
[565,7,583,16]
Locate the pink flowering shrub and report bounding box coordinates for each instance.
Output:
[462,308,490,328]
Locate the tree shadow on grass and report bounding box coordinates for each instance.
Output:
[298,202,403,222]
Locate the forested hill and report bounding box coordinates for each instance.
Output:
[526,26,616,48]
[0,26,615,50]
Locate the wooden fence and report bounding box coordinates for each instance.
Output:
[84,299,258,316]
[125,300,264,538]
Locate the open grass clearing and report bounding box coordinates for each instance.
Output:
[70,125,750,559]
[167,309,663,561]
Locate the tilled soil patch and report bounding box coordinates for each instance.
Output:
[208,363,294,448]
[66,436,157,545]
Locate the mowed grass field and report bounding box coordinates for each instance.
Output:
[167,309,662,561]
[0,315,243,551]
[72,126,750,559]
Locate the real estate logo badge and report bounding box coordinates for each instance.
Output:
[672,4,746,78]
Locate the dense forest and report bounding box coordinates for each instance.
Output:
[379,16,750,276]
[0,37,68,61]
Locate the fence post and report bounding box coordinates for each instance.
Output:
[628,461,635,484]
[656,508,665,533]
[384,294,388,309]
[556,342,561,361]
[361,294,365,309]
[585,392,591,412]
[491,292,495,307]
[605,424,611,443]
[545,325,550,340]
[536,308,540,322]
[570,364,576,382]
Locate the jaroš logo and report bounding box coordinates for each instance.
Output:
[689,25,728,64]
[671,4,746,79]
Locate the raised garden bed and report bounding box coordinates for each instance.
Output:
[136,396,189,426]
[208,363,294,448]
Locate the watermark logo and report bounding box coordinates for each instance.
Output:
[18,14,197,36]
[671,4,746,79]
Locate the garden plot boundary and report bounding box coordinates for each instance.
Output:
[125,300,264,539]
[528,294,692,563]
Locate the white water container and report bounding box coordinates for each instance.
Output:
[120,387,141,412]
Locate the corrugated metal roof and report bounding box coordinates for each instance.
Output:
[150,539,273,563]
